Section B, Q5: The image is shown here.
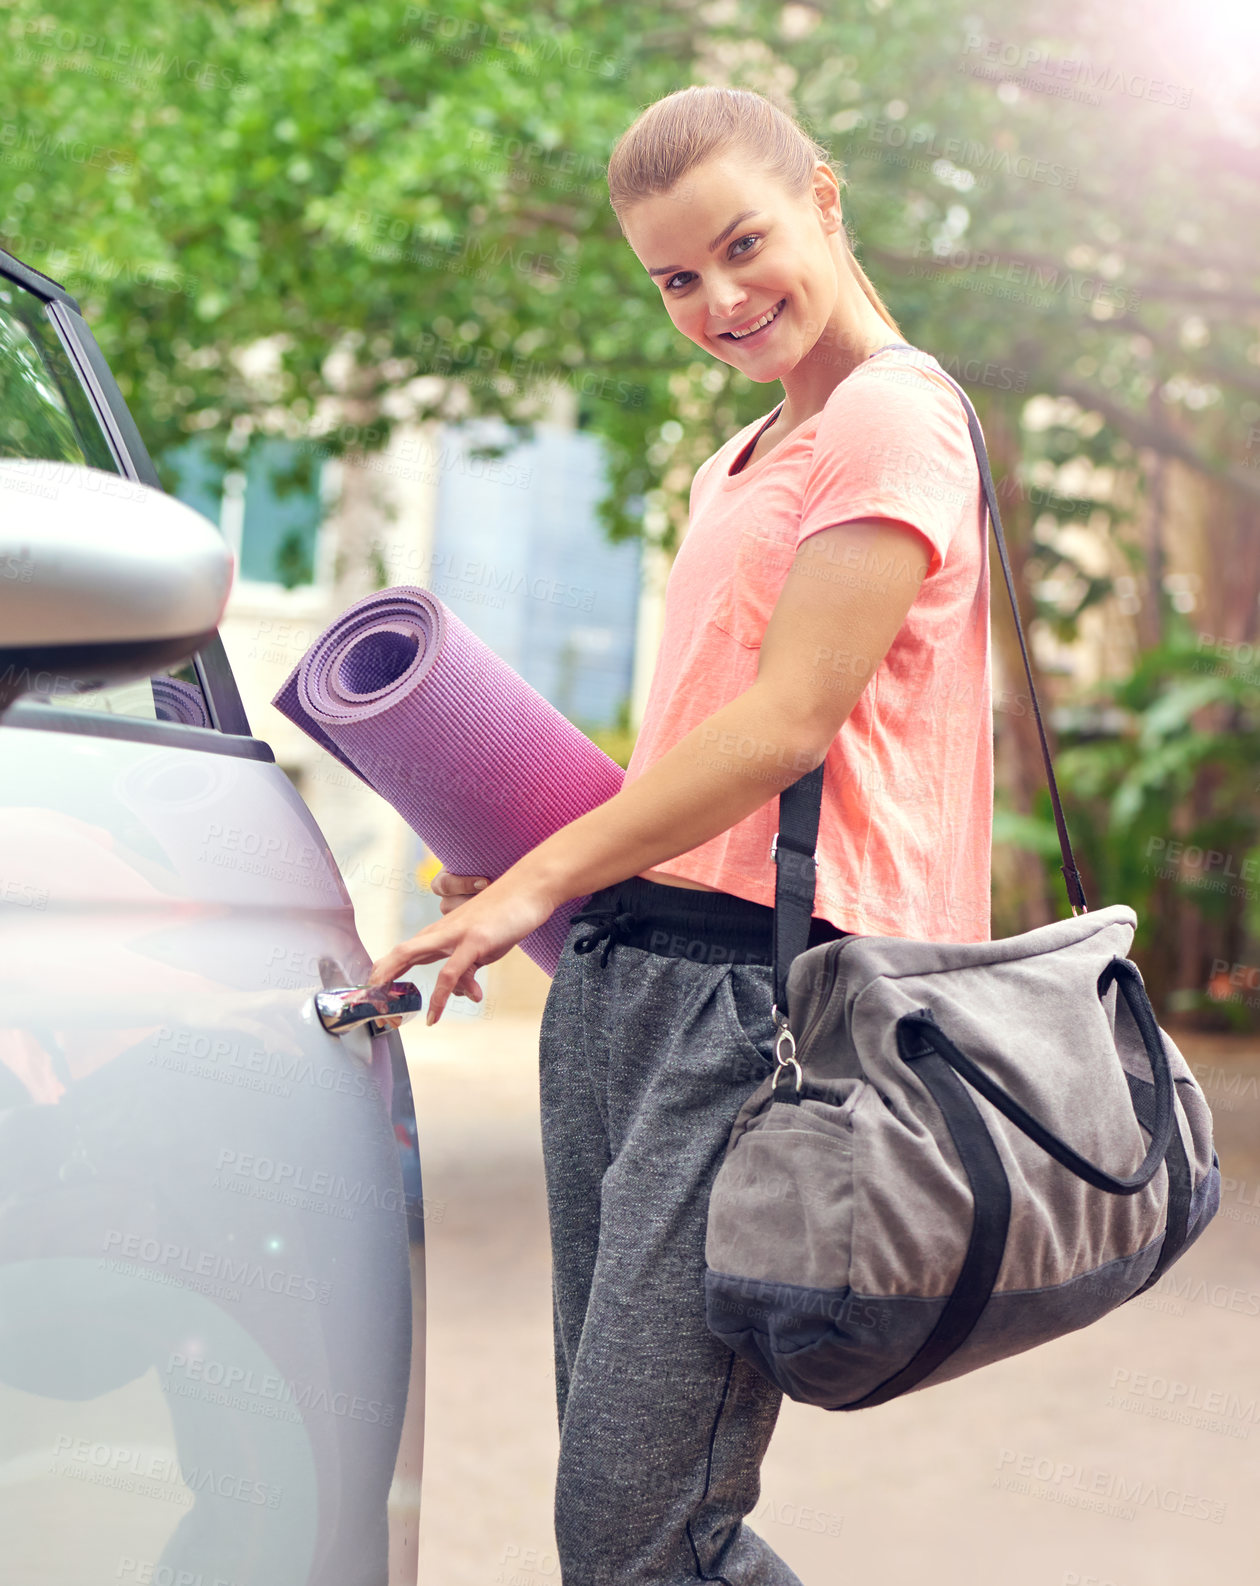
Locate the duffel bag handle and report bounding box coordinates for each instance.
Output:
[898,957,1175,1196]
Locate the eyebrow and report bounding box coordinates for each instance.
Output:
[646,210,763,277]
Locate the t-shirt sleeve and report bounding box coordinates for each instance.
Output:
[795,365,976,580]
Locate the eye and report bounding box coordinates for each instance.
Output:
[664,233,762,293]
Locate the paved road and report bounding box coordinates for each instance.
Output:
[405,1016,1260,1586]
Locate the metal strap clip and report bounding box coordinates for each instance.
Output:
[769,1003,802,1093]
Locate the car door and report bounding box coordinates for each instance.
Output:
[0,246,425,1586]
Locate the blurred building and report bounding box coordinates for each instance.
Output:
[169,397,644,1021]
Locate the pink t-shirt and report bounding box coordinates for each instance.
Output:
[623,345,993,943]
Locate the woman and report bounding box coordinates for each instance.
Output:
[370,85,991,1585]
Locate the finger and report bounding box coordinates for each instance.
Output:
[457,961,484,1007]
[431,872,490,897]
[368,922,451,986]
[427,946,484,1026]
[369,943,411,986]
[453,965,482,1000]
[429,869,469,897]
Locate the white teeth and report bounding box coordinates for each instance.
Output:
[729,300,784,339]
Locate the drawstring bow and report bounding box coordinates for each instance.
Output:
[571,893,641,968]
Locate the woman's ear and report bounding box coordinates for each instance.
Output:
[811,161,845,236]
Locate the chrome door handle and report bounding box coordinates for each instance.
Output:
[315,982,422,1037]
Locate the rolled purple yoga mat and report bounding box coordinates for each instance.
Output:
[271,586,626,976]
[152,675,213,728]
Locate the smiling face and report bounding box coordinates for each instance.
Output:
[621,151,858,387]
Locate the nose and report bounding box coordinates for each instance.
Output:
[708,283,751,331]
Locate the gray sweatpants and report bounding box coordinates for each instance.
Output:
[538,876,846,1583]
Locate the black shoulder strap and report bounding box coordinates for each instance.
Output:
[771,343,1088,1018]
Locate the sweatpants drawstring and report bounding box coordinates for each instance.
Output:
[572,894,642,968]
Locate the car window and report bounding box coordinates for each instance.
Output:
[0,276,215,727]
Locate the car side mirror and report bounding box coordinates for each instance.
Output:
[0,459,233,711]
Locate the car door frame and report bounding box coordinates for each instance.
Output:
[0,242,252,740]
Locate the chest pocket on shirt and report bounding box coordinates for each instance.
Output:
[708,528,799,650]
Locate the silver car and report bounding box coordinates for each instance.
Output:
[0,246,426,1585]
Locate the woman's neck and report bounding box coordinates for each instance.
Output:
[775,327,906,436]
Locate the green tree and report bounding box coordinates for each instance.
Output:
[2,0,1256,1013]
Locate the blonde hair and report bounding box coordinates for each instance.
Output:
[607,84,902,337]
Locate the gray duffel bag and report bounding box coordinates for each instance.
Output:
[704,357,1221,1411]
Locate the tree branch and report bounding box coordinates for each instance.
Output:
[1093,314,1260,401]
[1055,377,1260,504]
[865,245,1260,311]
